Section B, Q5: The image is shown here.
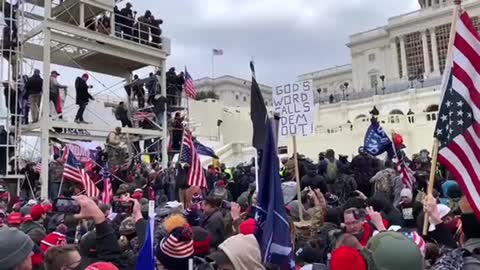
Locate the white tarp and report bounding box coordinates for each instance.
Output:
[273,80,315,137]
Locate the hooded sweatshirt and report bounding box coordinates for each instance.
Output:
[219,234,265,270]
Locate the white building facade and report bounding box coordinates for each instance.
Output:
[301,1,480,98]
[193,75,273,107]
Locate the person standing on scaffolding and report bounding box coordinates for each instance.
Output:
[25,69,43,123]
[120,2,134,40]
[74,73,94,124]
[50,71,68,120]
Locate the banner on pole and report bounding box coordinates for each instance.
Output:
[273,80,315,137]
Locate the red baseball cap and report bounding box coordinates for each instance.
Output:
[30,204,45,221]
[7,212,23,225]
[85,262,119,270]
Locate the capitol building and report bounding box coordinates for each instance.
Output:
[187,0,480,165]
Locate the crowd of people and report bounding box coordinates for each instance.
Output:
[112,2,163,48]
[0,142,478,270]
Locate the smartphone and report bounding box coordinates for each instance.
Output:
[112,200,134,214]
[222,200,231,210]
[53,198,81,214]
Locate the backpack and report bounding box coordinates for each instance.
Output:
[326,160,338,184]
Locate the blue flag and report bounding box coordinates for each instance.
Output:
[194,139,218,159]
[135,217,155,270]
[363,118,393,156]
[255,119,295,269]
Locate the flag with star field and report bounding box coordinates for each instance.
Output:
[434,11,480,220]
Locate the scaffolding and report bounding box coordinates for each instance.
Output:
[0,0,171,198]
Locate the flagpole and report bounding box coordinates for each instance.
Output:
[292,136,303,222]
[211,51,215,80]
[423,0,461,236]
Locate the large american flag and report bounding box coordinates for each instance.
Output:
[180,130,206,188]
[184,68,196,99]
[435,11,480,219]
[63,149,100,198]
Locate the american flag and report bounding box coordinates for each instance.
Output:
[63,149,100,198]
[212,48,223,56]
[184,68,196,99]
[180,130,206,188]
[393,148,416,190]
[100,169,113,204]
[435,11,480,219]
[133,111,156,122]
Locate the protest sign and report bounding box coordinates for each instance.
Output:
[273,80,315,137]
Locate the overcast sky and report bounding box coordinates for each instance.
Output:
[22,0,422,95]
[127,0,420,86]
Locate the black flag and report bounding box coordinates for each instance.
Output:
[250,61,268,151]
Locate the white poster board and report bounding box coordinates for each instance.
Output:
[273,80,315,137]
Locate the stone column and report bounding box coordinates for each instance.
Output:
[400,36,408,79]
[421,30,431,77]
[390,38,400,81]
[430,27,440,76]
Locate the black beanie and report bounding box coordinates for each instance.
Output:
[0,228,34,269]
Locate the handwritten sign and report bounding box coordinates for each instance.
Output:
[273,80,315,137]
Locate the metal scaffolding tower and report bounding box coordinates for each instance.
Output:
[1,0,171,199]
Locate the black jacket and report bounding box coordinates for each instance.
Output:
[201,209,225,247]
[75,77,93,105]
[25,74,43,95]
[120,7,134,26]
[80,221,133,270]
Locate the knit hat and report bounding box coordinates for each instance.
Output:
[367,231,424,270]
[429,204,451,232]
[119,217,136,236]
[400,188,413,200]
[330,247,367,270]
[156,215,194,269]
[30,204,45,221]
[85,262,119,270]
[239,218,256,235]
[192,226,210,256]
[0,228,34,269]
[7,212,23,225]
[40,232,66,253]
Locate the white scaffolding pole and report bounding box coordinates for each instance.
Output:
[40,0,52,199]
[161,62,168,169]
